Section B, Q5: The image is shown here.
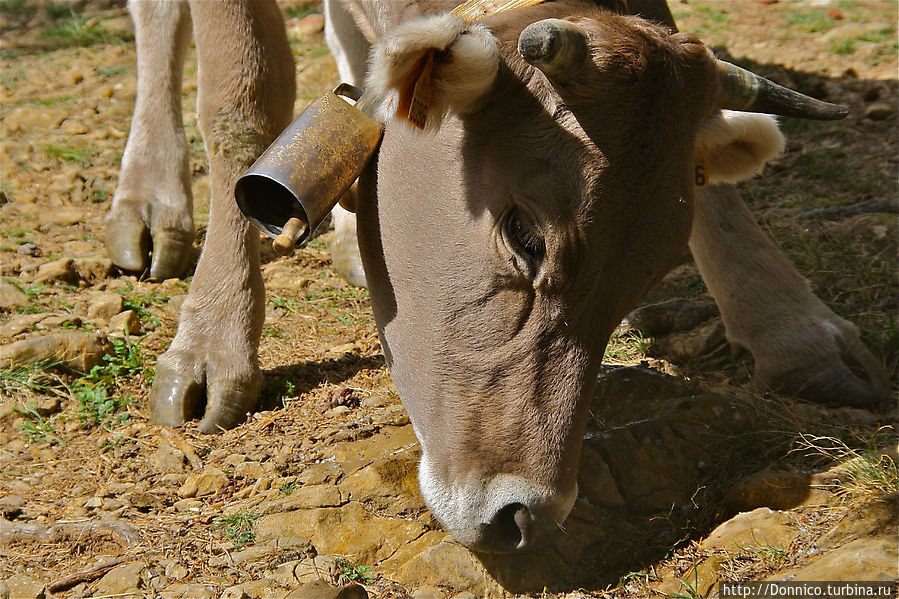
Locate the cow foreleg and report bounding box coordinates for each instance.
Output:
[107,0,194,280]
[150,0,295,432]
[690,183,890,406]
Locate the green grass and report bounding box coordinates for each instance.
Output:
[0,226,33,244]
[215,512,260,550]
[15,404,62,444]
[268,295,303,313]
[604,329,649,364]
[114,286,169,326]
[97,66,128,78]
[335,557,374,584]
[40,9,126,48]
[828,38,857,55]
[784,10,835,34]
[797,429,898,503]
[0,360,65,398]
[43,144,97,167]
[283,2,317,20]
[73,382,132,429]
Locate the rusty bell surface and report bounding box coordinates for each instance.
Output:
[235,84,383,249]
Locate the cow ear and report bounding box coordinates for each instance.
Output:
[365,13,500,130]
[694,111,785,184]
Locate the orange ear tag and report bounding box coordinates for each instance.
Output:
[694,148,710,188]
[398,0,546,129]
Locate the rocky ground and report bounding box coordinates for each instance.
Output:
[0,0,897,597]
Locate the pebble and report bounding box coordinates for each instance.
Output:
[177,466,228,498]
[16,242,42,257]
[108,309,142,335]
[87,292,124,320]
[0,495,26,519]
[0,331,110,371]
[74,257,113,283]
[0,283,28,311]
[95,561,146,597]
[412,586,445,599]
[173,498,204,513]
[233,461,265,480]
[33,257,78,284]
[864,102,894,120]
[1,575,44,599]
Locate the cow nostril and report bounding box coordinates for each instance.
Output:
[486,502,533,553]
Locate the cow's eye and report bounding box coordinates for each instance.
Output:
[502,207,545,272]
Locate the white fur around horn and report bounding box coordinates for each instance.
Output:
[365,12,500,131]
[694,110,786,184]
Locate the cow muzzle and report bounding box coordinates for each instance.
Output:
[235,84,383,254]
[418,453,578,553]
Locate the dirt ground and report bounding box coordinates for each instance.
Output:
[0,0,897,597]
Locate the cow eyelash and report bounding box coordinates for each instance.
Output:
[502,207,546,273]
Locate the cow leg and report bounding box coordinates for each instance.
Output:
[324,0,371,288]
[106,0,194,281]
[690,183,890,405]
[150,0,295,432]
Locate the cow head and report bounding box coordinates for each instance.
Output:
[353,1,844,554]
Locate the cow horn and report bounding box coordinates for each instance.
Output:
[716,60,849,120]
[518,18,588,80]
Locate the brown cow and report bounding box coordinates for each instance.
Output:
[107,0,888,553]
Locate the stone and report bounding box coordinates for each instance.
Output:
[95,561,145,597]
[0,282,27,310]
[412,586,444,599]
[1,574,44,599]
[74,257,113,282]
[36,315,81,331]
[0,331,110,372]
[723,465,844,514]
[577,446,624,508]
[159,583,217,599]
[0,495,26,519]
[234,461,266,480]
[286,581,367,599]
[772,537,897,581]
[295,13,325,35]
[108,309,142,335]
[4,105,68,132]
[650,318,728,361]
[87,292,124,320]
[173,498,204,513]
[151,438,187,473]
[452,594,477,599]
[701,507,796,553]
[178,466,228,498]
[221,580,281,599]
[61,119,89,135]
[0,314,47,338]
[394,539,498,593]
[16,242,41,257]
[265,484,342,513]
[864,102,894,120]
[339,456,421,514]
[46,207,84,227]
[625,298,720,336]
[164,563,190,580]
[33,258,78,284]
[257,502,426,566]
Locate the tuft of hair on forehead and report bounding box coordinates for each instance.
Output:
[365,12,501,131]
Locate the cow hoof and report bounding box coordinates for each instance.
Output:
[753,327,890,407]
[150,349,261,433]
[105,201,194,281]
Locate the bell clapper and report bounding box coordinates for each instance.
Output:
[272,217,306,257]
